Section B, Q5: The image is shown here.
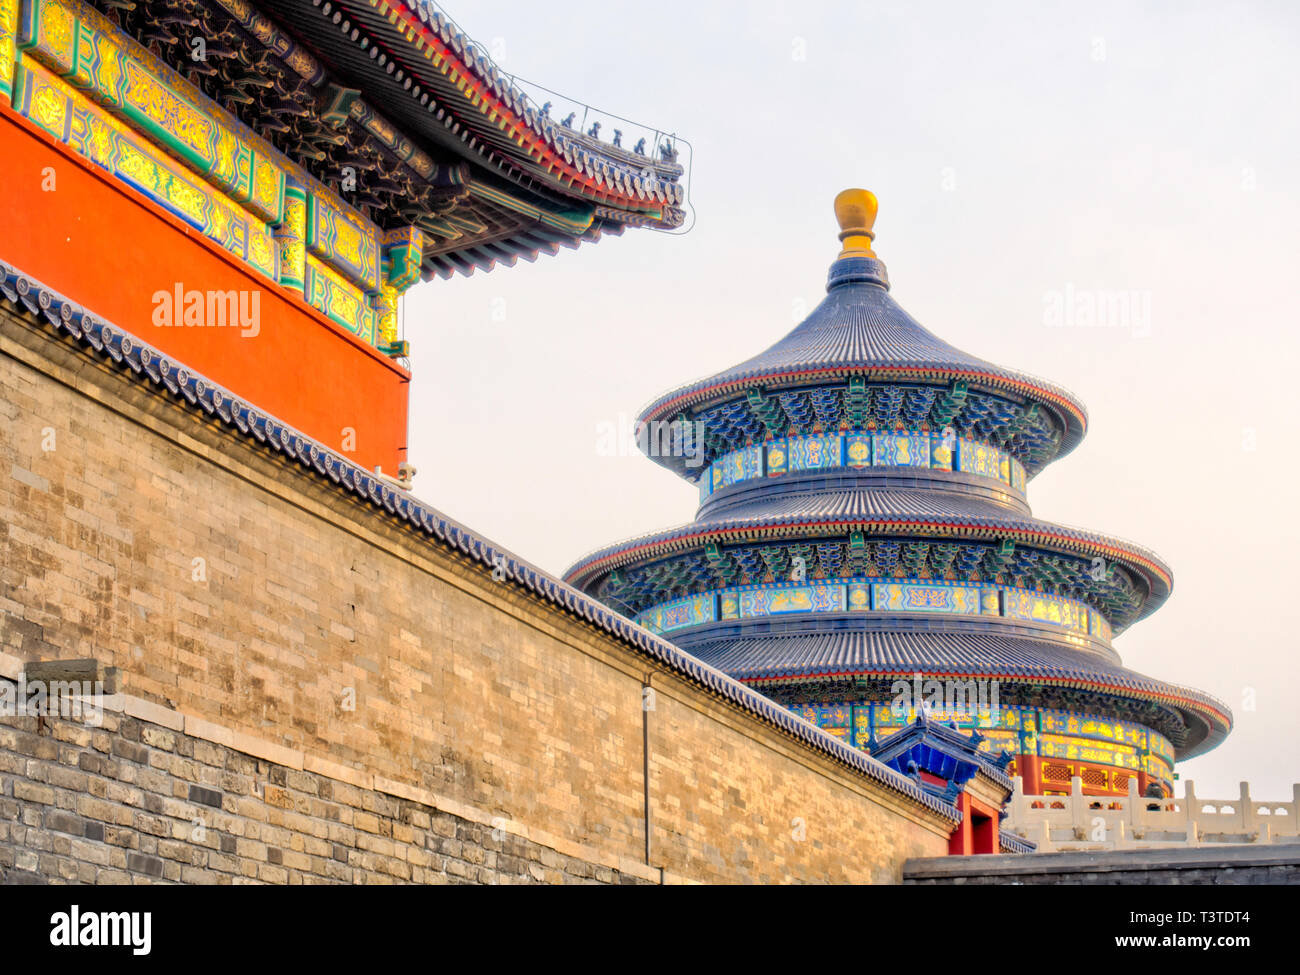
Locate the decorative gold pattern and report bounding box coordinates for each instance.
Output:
[13,57,277,281]
[274,181,307,292]
[22,0,283,223]
[304,255,377,343]
[0,0,22,102]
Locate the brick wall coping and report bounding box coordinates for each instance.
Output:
[0,261,960,826]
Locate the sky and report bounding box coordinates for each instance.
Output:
[403,1,1300,798]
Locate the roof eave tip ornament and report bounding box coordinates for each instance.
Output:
[834,188,879,259]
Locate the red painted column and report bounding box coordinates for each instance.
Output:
[1017,754,1043,795]
[948,793,973,855]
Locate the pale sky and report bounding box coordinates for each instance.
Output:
[405,0,1300,798]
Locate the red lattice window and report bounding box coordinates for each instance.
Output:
[1043,763,1072,782]
[1082,768,1108,788]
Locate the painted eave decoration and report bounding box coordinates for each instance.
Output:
[77,0,687,280]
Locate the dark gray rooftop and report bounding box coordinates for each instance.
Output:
[640,256,1089,458]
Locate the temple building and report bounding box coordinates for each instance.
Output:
[566,189,1232,800]
[1,0,685,477]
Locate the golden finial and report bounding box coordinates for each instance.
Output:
[834,188,878,259]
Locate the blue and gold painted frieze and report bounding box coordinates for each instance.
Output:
[977,728,1021,757]
[872,432,928,468]
[1039,734,1139,772]
[1144,754,1173,783]
[1089,610,1113,642]
[700,429,1028,502]
[1002,586,1088,633]
[956,438,1005,481]
[792,704,853,738]
[786,434,842,473]
[637,575,1101,639]
[1009,457,1027,492]
[764,440,787,477]
[11,0,390,345]
[930,431,955,470]
[638,593,716,635]
[1148,730,1175,768]
[12,58,278,281]
[1038,710,1150,751]
[872,581,984,615]
[1,0,21,102]
[708,443,762,495]
[845,433,871,468]
[714,581,848,621]
[728,582,846,620]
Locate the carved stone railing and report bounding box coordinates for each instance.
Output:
[1004,776,1300,852]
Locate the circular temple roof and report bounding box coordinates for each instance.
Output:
[638,192,1089,469]
[563,487,1174,629]
[673,628,1231,761]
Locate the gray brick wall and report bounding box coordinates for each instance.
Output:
[0,696,648,885]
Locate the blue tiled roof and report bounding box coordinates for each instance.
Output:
[675,629,1231,760]
[0,261,959,826]
[701,486,1030,522]
[871,714,1017,793]
[639,256,1088,456]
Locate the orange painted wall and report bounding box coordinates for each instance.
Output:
[0,107,409,474]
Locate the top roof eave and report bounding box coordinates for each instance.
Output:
[289,0,688,223]
[641,362,1088,436]
[632,274,1089,474]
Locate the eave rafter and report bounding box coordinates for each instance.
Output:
[687,381,1064,474]
[87,0,684,279]
[595,535,1147,629]
[645,364,1088,461]
[574,516,1170,627]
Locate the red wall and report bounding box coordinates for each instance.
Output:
[0,107,409,475]
[948,791,1001,855]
